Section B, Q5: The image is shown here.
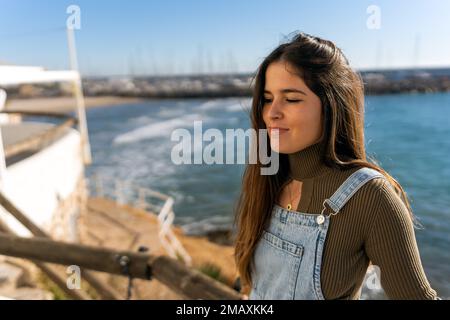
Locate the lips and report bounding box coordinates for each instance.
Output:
[268,127,290,136]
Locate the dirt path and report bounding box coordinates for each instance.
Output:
[78,197,237,299]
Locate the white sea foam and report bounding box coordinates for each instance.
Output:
[196,99,228,111]
[225,98,251,113]
[180,215,233,236]
[157,107,186,118]
[113,113,208,145]
[128,115,155,125]
[225,103,246,113]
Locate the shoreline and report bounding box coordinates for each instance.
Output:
[4,96,146,114]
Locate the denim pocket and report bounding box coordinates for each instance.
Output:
[251,230,304,299]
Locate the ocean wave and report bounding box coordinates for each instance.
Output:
[179,215,233,236]
[113,113,208,145]
[196,99,230,111]
[157,107,186,118]
[225,99,251,113]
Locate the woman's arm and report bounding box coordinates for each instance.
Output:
[364,179,438,300]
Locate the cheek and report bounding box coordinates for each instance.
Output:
[288,104,322,137]
[287,108,310,130]
[262,106,271,126]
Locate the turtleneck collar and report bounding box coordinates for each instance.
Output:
[287,139,334,181]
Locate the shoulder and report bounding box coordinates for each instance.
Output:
[329,165,389,197]
[340,166,400,200]
[323,165,408,217]
[349,169,413,228]
[361,171,405,211]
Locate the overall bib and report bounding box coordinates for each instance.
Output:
[249,167,385,300]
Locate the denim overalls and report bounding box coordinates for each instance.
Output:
[249,167,385,300]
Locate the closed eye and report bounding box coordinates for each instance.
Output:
[263,98,303,104]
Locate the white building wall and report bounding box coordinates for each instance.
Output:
[0,128,84,237]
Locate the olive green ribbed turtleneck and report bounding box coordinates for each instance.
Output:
[288,139,333,181]
[281,140,437,300]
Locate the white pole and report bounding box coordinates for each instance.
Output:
[0,89,8,190]
[0,89,8,124]
[67,27,92,165]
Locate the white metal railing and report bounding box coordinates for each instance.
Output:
[86,174,192,266]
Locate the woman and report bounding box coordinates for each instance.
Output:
[233,32,439,300]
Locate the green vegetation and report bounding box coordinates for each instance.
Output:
[196,262,227,285]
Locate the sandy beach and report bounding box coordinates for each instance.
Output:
[4,96,145,114]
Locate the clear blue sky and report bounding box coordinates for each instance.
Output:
[1,0,449,76]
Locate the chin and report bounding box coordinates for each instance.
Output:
[270,142,291,154]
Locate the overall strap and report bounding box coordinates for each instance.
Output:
[322,167,385,215]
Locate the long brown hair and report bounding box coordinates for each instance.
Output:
[233,32,416,291]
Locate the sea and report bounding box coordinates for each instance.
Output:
[84,92,450,299]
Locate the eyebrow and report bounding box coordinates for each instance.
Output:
[264,88,307,95]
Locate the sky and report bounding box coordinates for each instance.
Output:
[0,0,449,76]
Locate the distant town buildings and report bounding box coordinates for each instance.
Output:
[4,68,450,99]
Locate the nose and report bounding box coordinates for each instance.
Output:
[266,99,283,120]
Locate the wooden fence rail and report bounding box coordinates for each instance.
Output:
[0,232,242,300]
[0,191,241,300]
[0,191,123,299]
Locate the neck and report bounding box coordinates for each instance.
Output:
[287,139,333,181]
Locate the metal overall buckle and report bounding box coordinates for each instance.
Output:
[317,199,340,225]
